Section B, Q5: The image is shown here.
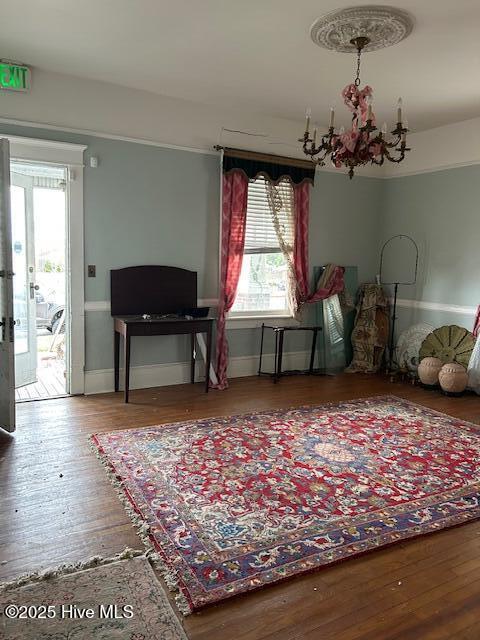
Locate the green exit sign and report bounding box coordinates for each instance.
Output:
[0,61,30,92]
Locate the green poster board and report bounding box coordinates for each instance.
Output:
[313,266,358,373]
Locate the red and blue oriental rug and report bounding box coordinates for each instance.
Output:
[90,396,480,613]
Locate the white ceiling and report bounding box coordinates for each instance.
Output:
[1,0,479,132]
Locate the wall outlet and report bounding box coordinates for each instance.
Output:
[87,265,96,277]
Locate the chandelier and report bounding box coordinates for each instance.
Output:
[299,6,413,179]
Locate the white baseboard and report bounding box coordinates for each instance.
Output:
[84,350,311,395]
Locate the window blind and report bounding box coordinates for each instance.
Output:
[244,176,294,254]
[324,294,344,345]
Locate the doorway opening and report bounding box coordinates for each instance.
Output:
[11,161,68,401]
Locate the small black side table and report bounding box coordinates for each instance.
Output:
[258,323,323,383]
[114,316,214,402]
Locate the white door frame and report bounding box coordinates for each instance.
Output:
[3,135,87,395]
[11,170,37,387]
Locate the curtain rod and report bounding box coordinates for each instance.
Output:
[213,145,315,171]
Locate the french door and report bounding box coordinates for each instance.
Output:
[0,139,15,432]
[11,171,37,388]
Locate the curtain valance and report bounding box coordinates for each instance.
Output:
[222,147,315,186]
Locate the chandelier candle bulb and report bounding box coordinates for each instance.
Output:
[313,127,318,144]
[329,107,335,128]
[382,122,388,135]
[305,108,311,133]
[397,97,403,124]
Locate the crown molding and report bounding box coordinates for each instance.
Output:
[383,158,480,179]
[2,115,480,180]
[0,116,217,156]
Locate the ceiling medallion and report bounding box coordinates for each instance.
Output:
[300,6,414,178]
[310,5,414,53]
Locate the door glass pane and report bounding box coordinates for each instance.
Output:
[10,185,28,355]
[34,187,66,311]
[10,161,68,399]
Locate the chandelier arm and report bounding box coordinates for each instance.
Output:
[300,138,321,157]
[302,141,331,165]
[384,134,403,149]
[303,139,328,156]
[322,128,335,143]
[299,127,336,161]
[367,136,385,159]
[312,147,331,164]
[360,121,377,136]
[383,145,409,163]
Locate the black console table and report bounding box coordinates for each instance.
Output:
[258,323,323,383]
[110,265,214,403]
[114,316,213,402]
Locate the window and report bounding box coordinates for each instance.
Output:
[231,176,294,316]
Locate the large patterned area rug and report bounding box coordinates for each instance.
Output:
[0,551,187,639]
[90,396,480,613]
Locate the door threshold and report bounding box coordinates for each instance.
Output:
[16,394,70,404]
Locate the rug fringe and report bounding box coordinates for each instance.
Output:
[88,436,193,615]
[0,547,143,592]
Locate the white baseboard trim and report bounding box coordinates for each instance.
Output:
[395,298,477,316]
[84,349,311,395]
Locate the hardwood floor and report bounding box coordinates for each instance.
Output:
[1,374,480,639]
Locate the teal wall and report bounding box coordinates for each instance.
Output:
[0,123,382,372]
[311,171,382,285]
[379,165,480,336]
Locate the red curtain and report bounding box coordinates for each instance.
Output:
[293,182,345,307]
[213,175,343,390]
[213,171,249,389]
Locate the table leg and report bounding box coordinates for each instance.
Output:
[273,330,278,382]
[190,332,196,384]
[258,323,265,375]
[309,329,318,374]
[205,324,212,393]
[114,330,120,392]
[275,330,284,383]
[124,333,131,403]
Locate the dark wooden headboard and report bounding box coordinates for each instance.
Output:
[110,265,197,316]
